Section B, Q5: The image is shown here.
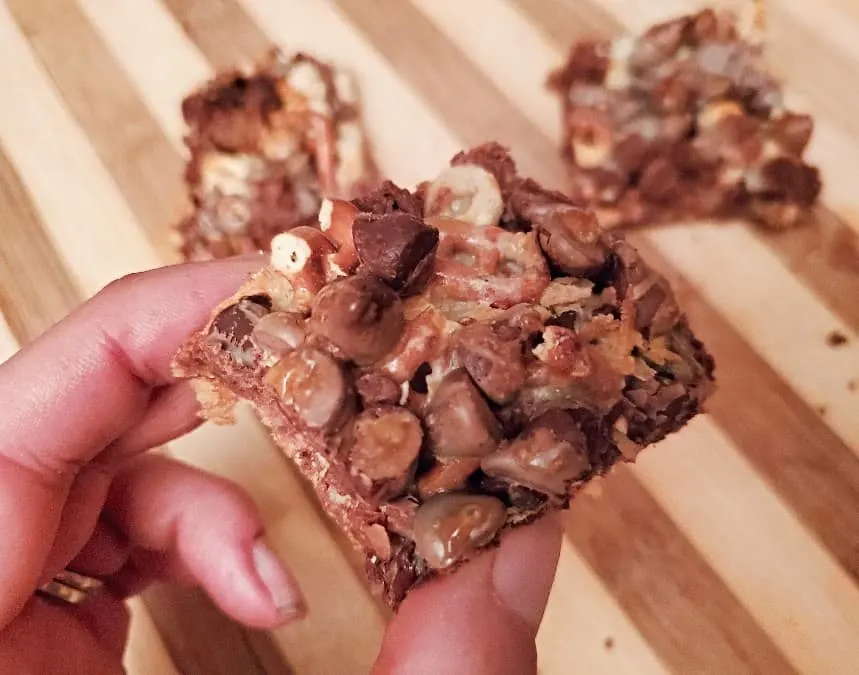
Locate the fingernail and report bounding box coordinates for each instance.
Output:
[491,516,562,633]
[252,539,305,622]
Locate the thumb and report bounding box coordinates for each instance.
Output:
[373,516,562,675]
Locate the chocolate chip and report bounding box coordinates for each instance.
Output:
[352,180,424,217]
[758,158,822,205]
[639,157,682,203]
[353,213,439,294]
[308,274,405,365]
[771,113,814,155]
[450,323,527,404]
[417,458,481,499]
[481,409,591,497]
[356,372,402,406]
[266,346,354,431]
[425,369,501,458]
[531,206,609,277]
[413,493,506,569]
[209,296,271,366]
[251,311,306,356]
[349,407,423,498]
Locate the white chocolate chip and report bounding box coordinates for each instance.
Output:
[605,37,634,90]
[424,164,504,227]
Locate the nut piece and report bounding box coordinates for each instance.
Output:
[481,409,592,497]
[308,274,405,365]
[266,346,353,430]
[270,226,338,301]
[251,311,306,355]
[208,296,271,366]
[425,369,501,458]
[424,164,504,228]
[566,108,613,169]
[349,407,423,497]
[450,323,526,404]
[413,493,507,569]
[353,212,439,294]
[319,199,360,273]
[417,458,481,499]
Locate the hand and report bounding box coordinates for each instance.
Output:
[0,258,561,675]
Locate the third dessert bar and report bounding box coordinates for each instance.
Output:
[548,7,822,230]
[173,143,715,608]
[176,50,378,260]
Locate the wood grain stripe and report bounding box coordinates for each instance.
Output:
[161,0,273,71]
[7,0,184,263]
[562,465,798,674]
[537,541,670,675]
[124,599,181,675]
[0,141,82,341]
[637,418,859,675]
[0,3,157,292]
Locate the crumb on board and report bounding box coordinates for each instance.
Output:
[604,636,615,650]
[849,379,857,392]
[816,405,827,416]
[826,330,848,347]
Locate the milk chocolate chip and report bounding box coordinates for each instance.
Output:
[209,296,271,365]
[481,409,591,496]
[308,274,405,365]
[425,369,501,458]
[417,458,481,499]
[413,493,506,569]
[266,346,353,430]
[451,323,526,404]
[349,407,423,497]
[353,212,439,294]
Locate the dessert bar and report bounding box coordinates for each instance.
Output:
[173,144,715,608]
[548,8,821,230]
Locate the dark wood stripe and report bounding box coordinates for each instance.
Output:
[6,0,184,264]
[0,141,82,342]
[511,0,859,334]
[161,0,273,71]
[142,586,293,675]
[563,468,797,674]
[632,234,859,582]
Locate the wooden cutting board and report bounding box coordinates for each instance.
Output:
[1,0,858,673]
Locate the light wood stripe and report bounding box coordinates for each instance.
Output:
[0,3,156,293]
[0,315,18,364]
[537,541,670,675]
[637,418,859,675]
[7,0,184,262]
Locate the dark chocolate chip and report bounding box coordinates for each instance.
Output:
[308,274,405,365]
[425,369,501,458]
[413,493,506,569]
[352,180,425,217]
[353,212,439,294]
